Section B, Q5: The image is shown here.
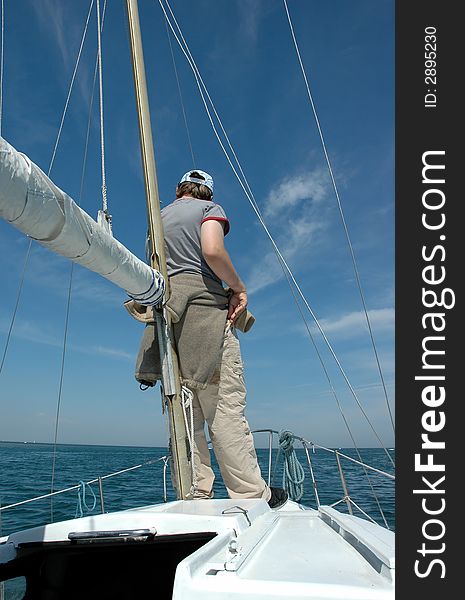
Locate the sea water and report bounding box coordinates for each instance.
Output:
[0,441,394,598]
[0,441,394,536]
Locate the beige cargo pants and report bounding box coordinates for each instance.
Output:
[191,324,271,501]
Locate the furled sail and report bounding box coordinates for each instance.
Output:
[0,137,164,305]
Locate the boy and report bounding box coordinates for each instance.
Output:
[159,169,287,508]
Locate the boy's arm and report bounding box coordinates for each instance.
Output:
[200,220,247,323]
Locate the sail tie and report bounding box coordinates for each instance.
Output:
[277,430,305,502]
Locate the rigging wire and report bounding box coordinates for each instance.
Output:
[282,0,394,436]
[0,243,32,377]
[0,0,4,136]
[0,0,95,379]
[50,263,74,523]
[96,0,109,222]
[49,0,95,177]
[160,0,392,465]
[50,0,107,517]
[158,0,394,469]
[278,254,389,526]
[164,17,196,169]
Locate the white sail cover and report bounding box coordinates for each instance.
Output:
[0,137,164,305]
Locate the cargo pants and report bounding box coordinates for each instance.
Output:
[190,324,271,501]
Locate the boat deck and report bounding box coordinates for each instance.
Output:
[0,499,394,599]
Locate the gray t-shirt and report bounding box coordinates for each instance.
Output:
[160,197,230,283]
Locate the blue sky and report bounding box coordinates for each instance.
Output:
[0,0,394,449]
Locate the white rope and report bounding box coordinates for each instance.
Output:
[158,0,394,468]
[282,0,394,435]
[96,0,109,220]
[181,386,193,449]
[181,386,196,493]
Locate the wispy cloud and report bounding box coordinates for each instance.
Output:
[1,242,124,308]
[30,0,96,115]
[88,345,132,361]
[237,0,263,44]
[0,317,61,349]
[300,307,394,341]
[0,317,131,362]
[31,0,73,71]
[264,170,329,218]
[247,168,332,294]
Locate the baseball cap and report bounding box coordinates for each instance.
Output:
[179,170,214,193]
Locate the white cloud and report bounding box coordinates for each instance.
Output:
[30,0,96,113]
[309,308,394,340]
[89,345,132,361]
[31,0,72,71]
[264,169,329,218]
[247,217,326,294]
[0,317,61,349]
[0,317,131,362]
[246,169,332,294]
[237,0,263,44]
[3,243,123,308]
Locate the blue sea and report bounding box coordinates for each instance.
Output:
[0,441,394,597]
[0,441,394,537]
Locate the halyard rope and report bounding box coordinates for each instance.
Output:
[96,0,110,225]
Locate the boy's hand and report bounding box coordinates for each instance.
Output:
[227,290,248,324]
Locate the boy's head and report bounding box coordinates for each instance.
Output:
[176,170,213,201]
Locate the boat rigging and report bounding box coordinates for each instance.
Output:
[0,2,395,596]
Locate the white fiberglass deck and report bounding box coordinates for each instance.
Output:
[168,501,394,599]
[0,499,394,600]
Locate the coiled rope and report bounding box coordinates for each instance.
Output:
[75,481,97,518]
[278,430,305,502]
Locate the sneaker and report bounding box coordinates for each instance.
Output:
[267,487,288,509]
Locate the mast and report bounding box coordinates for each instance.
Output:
[125,0,193,499]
